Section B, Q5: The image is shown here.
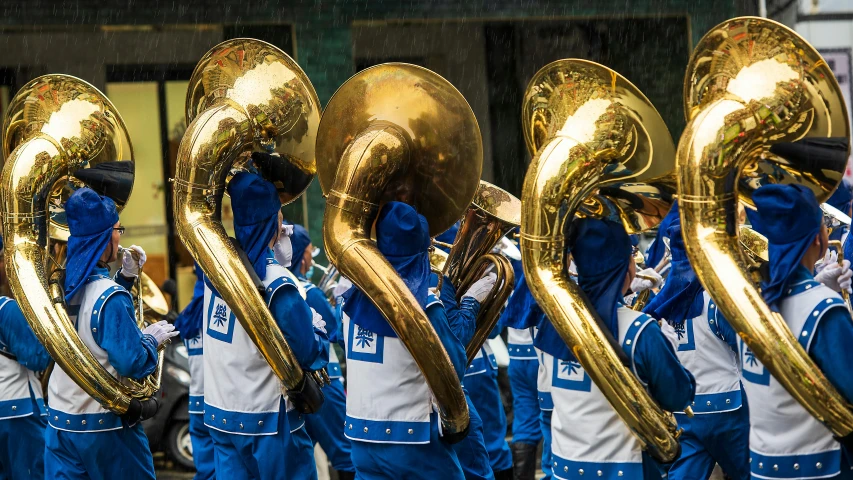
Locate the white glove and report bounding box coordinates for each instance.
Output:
[333,277,353,298]
[660,321,680,352]
[630,267,663,293]
[310,308,327,334]
[815,258,848,292]
[273,224,295,267]
[121,245,147,277]
[142,320,179,347]
[815,250,838,275]
[840,259,853,294]
[463,272,497,304]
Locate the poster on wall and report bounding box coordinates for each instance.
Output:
[820,48,853,181]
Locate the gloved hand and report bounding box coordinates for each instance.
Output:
[273,224,295,267]
[815,250,838,275]
[839,259,852,294]
[142,320,179,347]
[815,258,849,292]
[121,245,147,277]
[630,267,663,293]
[463,272,497,304]
[310,308,327,334]
[660,321,680,352]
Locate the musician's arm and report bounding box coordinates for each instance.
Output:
[633,321,696,412]
[810,307,853,402]
[269,285,329,372]
[0,300,51,371]
[95,293,158,379]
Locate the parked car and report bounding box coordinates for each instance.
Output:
[143,339,193,470]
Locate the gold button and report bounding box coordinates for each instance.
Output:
[66,419,70,425]
[794,464,799,470]
[817,462,823,469]
[597,471,602,476]
[625,339,632,345]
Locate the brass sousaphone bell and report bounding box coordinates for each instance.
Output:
[317,63,483,441]
[677,17,853,439]
[0,75,163,419]
[435,180,521,363]
[173,38,324,412]
[519,59,681,462]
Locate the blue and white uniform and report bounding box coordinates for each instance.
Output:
[175,265,215,480]
[718,267,853,479]
[45,268,159,480]
[663,293,749,480]
[537,346,554,480]
[300,277,354,475]
[203,254,328,480]
[549,306,694,480]
[643,202,749,480]
[506,327,541,446]
[342,290,466,480]
[0,296,51,480]
[464,340,513,476]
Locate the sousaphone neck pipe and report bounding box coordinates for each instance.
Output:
[174,102,305,389]
[324,124,470,440]
[1,137,131,414]
[521,134,681,463]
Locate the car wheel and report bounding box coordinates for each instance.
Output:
[165,420,195,470]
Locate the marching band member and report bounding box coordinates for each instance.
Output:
[502,263,543,480]
[340,201,470,479]
[542,218,695,479]
[203,173,328,480]
[716,184,853,479]
[643,204,749,480]
[434,226,512,480]
[173,263,215,480]
[45,188,178,480]
[0,233,51,479]
[279,223,356,480]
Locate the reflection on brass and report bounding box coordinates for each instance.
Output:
[317,63,482,439]
[0,74,156,415]
[739,226,768,264]
[173,39,320,394]
[678,17,853,437]
[519,59,681,462]
[439,181,520,362]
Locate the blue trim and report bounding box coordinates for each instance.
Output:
[47,408,123,432]
[344,415,431,444]
[621,314,654,382]
[680,389,742,414]
[707,299,725,342]
[203,403,278,435]
[538,391,554,411]
[507,343,537,360]
[286,408,305,433]
[264,276,297,306]
[327,361,342,379]
[740,338,771,386]
[346,321,385,363]
[184,336,203,356]
[673,318,696,351]
[426,293,442,309]
[551,454,642,480]
[785,280,821,297]
[750,448,841,479]
[0,397,35,419]
[798,297,846,353]
[465,349,497,376]
[91,285,132,337]
[551,357,592,392]
[188,396,204,415]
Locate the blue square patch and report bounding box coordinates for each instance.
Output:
[551,357,592,392]
[740,338,770,386]
[674,318,696,352]
[206,293,236,343]
[347,320,385,363]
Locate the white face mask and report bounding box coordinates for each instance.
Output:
[274,235,293,268]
